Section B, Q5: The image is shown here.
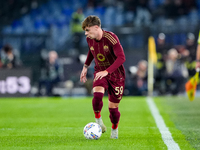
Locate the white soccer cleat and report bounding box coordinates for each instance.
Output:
[95,117,107,133]
[110,128,118,139]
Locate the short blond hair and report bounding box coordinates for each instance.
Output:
[82,15,101,30]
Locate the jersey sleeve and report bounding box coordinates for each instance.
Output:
[85,49,94,66]
[105,33,126,73]
[85,38,94,66]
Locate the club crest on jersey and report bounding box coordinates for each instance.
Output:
[103,45,109,52]
[90,46,94,51]
[97,53,105,62]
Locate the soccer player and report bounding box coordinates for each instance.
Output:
[196,31,200,69]
[80,15,126,139]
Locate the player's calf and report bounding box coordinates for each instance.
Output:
[92,92,104,117]
[109,107,120,138]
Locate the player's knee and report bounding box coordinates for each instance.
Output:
[93,86,105,93]
[109,101,119,108]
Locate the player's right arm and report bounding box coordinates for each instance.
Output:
[80,48,94,83]
[80,64,89,83]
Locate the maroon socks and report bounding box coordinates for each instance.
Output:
[109,107,120,129]
[92,92,104,118]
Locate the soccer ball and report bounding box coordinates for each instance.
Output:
[83,122,102,139]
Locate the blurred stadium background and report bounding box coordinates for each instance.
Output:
[0,0,199,97]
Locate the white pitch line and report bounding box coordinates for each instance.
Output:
[146,97,180,150]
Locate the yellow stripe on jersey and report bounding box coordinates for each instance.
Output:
[105,35,115,45]
[105,33,117,44]
[198,30,200,44]
[104,33,117,45]
[106,33,118,43]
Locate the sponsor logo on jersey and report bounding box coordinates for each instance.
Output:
[98,62,110,66]
[97,53,105,62]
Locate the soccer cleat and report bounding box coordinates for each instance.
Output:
[95,117,107,133]
[110,128,118,139]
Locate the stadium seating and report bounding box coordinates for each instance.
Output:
[1,0,200,52]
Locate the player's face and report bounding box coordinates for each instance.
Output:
[84,26,98,39]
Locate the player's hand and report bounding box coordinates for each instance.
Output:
[94,70,108,81]
[80,67,88,83]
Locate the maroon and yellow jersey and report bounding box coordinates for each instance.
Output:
[85,30,126,82]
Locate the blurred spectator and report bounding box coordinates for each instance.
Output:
[128,60,148,95]
[184,33,197,76]
[185,33,196,60]
[175,45,190,61]
[37,50,63,96]
[134,0,152,26]
[70,8,85,53]
[162,0,185,20]
[152,0,188,23]
[174,0,188,17]
[182,0,197,13]
[124,0,138,13]
[151,1,166,22]
[156,33,171,56]
[154,33,171,94]
[164,48,188,95]
[88,0,103,7]
[0,44,22,69]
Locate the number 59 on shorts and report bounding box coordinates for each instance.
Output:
[115,86,123,95]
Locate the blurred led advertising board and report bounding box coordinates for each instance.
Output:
[0,68,31,97]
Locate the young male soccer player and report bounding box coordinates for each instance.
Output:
[80,15,126,139]
[196,31,200,69]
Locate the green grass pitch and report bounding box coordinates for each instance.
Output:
[0,96,199,150]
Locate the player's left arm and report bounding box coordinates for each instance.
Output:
[106,36,126,74]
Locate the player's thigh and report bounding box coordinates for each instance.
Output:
[108,80,125,104]
[93,77,108,93]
